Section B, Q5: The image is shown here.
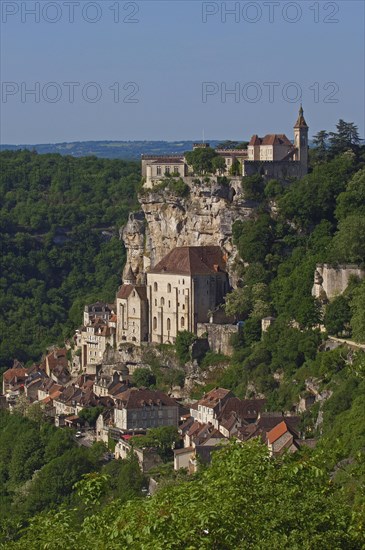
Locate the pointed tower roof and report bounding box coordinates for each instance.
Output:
[294,105,308,128]
[123,264,136,285]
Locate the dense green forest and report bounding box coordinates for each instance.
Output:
[0,150,140,370]
[0,410,145,545]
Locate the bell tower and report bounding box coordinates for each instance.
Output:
[294,105,309,175]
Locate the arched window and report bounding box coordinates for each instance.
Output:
[182,279,185,285]
[154,282,158,291]
[161,297,165,306]
[153,317,157,330]
[181,316,185,328]
[132,291,136,297]
[167,283,171,293]
[167,318,171,331]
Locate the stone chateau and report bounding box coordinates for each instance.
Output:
[142,106,309,187]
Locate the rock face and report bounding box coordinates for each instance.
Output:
[121,211,146,282]
[312,263,365,302]
[121,177,256,284]
[196,323,238,356]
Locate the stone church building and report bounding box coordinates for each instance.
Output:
[116,246,230,346]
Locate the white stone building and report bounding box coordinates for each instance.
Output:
[142,107,309,187]
[116,265,148,346]
[114,388,179,432]
[146,246,230,344]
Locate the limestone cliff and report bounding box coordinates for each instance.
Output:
[122,177,256,284]
[312,263,365,302]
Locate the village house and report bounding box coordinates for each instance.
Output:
[2,364,27,396]
[24,370,48,402]
[173,388,304,471]
[96,409,114,444]
[83,302,115,326]
[189,387,231,426]
[79,318,116,373]
[44,348,71,385]
[53,385,83,419]
[38,377,63,402]
[114,388,179,432]
[265,420,300,457]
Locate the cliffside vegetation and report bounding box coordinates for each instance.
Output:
[0,151,140,370]
[2,437,364,549]
[0,410,145,544]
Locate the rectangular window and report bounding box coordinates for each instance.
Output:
[174,166,179,173]
[156,166,161,175]
[165,166,170,174]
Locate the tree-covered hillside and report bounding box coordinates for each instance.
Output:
[2,436,364,549]
[0,150,140,369]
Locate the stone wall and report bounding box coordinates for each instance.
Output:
[243,160,306,180]
[312,263,365,301]
[197,323,238,356]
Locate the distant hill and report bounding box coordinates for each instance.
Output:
[1,139,321,160]
[0,140,224,160]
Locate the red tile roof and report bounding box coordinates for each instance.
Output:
[150,246,227,276]
[46,348,68,372]
[198,387,232,409]
[267,421,289,444]
[116,388,178,409]
[220,397,266,422]
[117,284,147,301]
[249,134,293,147]
[3,368,27,382]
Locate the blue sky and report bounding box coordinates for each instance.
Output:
[1,0,364,143]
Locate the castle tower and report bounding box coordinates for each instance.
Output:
[294,105,309,176]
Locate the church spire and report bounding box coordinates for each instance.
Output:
[294,104,308,128]
[123,263,136,285]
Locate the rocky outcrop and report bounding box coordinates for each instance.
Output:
[120,211,146,282]
[312,263,365,302]
[197,323,238,356]
[121,177,256,284]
